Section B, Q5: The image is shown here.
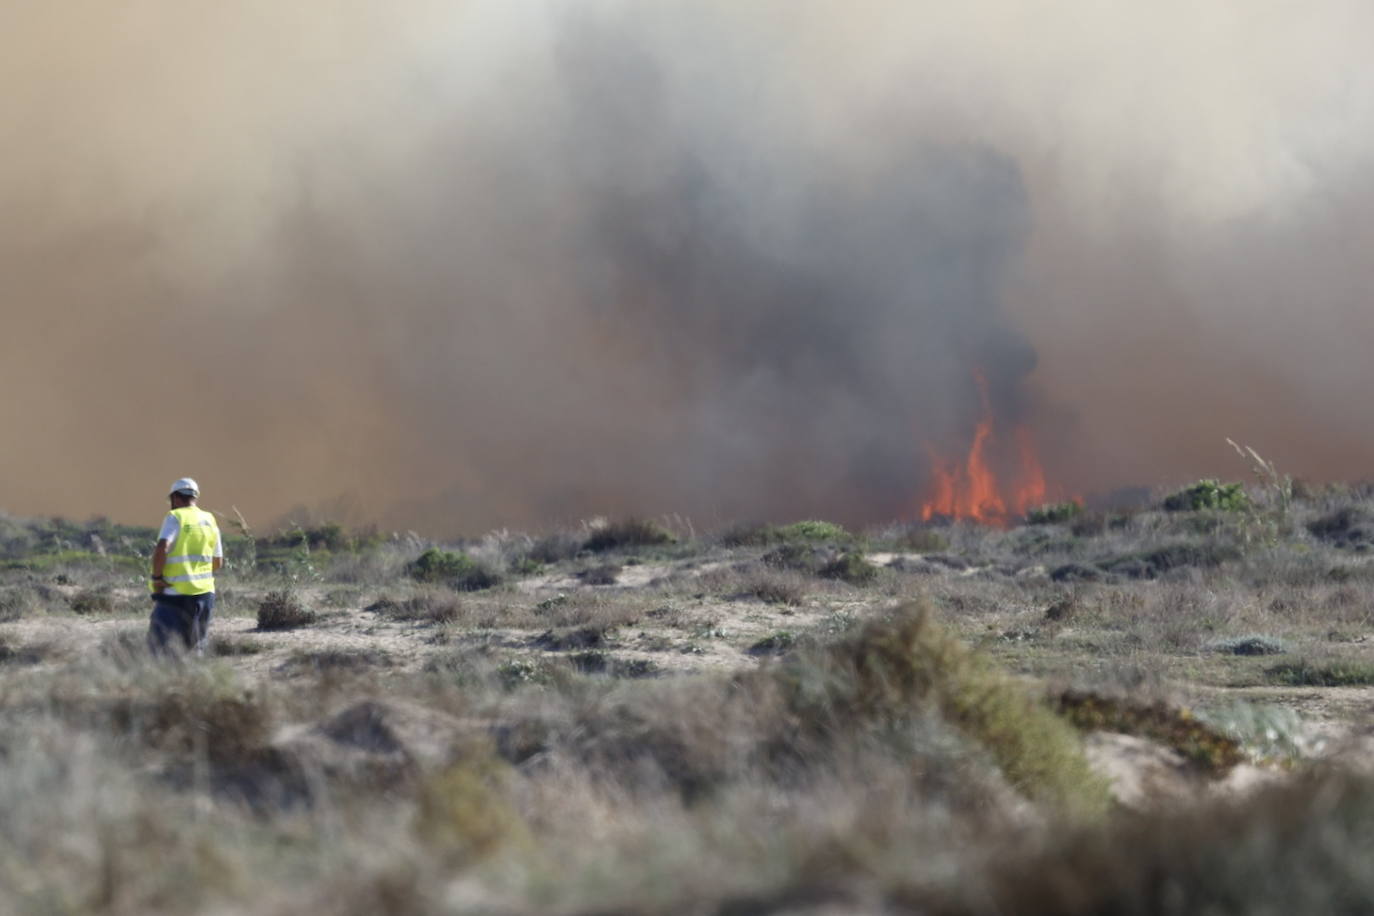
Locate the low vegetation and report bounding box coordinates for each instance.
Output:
[366,591,460,624]
[582,517,676,552]
[1026,501,1083,525]
[408,547,503,591]
[1163,478,1250,512]
[0,482,1372,912]
[256,589,317,630]
[1265,658,1374,687]
[818,550,880,585]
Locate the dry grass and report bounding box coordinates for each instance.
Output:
[256,590,317,630]
[583,518,676,553]
[69,587,116,615]
[929,774,1374,916]
[0,493,1373,912]
[366,590,461,624]
[740,568,809,605]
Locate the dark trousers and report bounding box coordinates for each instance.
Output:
[148,592,216,657]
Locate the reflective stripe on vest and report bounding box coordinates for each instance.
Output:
[160,507,219,596]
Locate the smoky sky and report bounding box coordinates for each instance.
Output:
[1,2,1372,535]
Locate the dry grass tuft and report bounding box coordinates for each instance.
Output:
[367,591,461,624]
[69,587,116,615]
[583,518,677,553]
[257,590,317,630]
[777,602,1110,819]
[578,562,622,585]
[0,583,51,620]
[928,774,1374,916]
[743,569,808,606]
[533,626,612,651]
[414,753,529,862]
[0,636,49,665]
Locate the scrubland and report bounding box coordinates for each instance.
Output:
[3,483,1374,913]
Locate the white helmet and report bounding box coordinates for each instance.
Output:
[169,477,200,498]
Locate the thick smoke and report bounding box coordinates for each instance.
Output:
[1,2,1371,534]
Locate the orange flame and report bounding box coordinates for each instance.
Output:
[920,373,1048,525]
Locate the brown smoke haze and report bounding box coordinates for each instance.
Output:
[2,2,1372,535]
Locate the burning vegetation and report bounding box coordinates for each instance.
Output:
[921,372,1050,526]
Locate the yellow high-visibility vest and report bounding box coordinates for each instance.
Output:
[158,507,219,596]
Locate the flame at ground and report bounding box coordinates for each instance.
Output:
[920,375,1048,525]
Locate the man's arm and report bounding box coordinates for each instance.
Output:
[152,513,180,593]
[151,539,170,593]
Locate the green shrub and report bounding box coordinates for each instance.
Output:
[773,520,851,542]
[1026,502,1083,525]
[818,552,880,586]
[256,590,316,630]
[409,549,502,591]
[1163,479,1250,512]
[719,520,854,548]
[410,548,467,581]
[762,543,829,574]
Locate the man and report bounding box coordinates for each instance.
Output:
[148,478,223,656]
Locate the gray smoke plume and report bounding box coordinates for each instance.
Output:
[1,2,1371,533]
